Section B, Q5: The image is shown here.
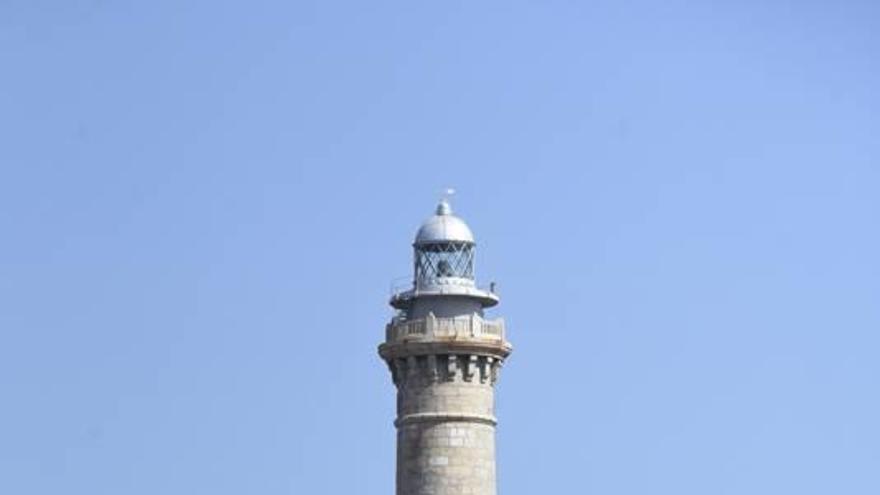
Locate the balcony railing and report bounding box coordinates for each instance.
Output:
[389,277,499,298]
[386,313,505,343]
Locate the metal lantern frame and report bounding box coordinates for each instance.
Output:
[414,241,475,284]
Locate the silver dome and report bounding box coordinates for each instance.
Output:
[414,199,475,245]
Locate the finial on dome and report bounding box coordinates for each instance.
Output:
[436,199,452,216]
[436,187,455,215]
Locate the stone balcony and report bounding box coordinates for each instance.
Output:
[385,313,506,344]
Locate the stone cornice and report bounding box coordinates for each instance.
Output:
[378,339,512,362]
[395,412,497,428]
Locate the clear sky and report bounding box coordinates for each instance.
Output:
[1,1,878,494]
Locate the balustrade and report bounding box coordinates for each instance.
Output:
[386,313,505,343]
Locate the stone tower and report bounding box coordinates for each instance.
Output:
[379,199,512,495]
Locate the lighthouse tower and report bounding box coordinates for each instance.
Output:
[379,199,512,495]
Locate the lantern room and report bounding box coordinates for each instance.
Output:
[390,198,499,315]
[413,199,475,287]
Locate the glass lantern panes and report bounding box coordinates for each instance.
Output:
[414,242,474,283]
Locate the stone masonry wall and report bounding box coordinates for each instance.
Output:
[391,353,500,495]
[397,421,496,495]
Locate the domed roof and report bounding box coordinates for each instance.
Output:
[414,199,475,245]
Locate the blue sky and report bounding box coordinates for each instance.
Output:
[1,1,878,494]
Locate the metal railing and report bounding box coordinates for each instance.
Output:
[389,276,499,298]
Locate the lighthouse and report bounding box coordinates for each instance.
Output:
[379,199,512,495]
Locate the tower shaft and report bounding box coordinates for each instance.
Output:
[380,316,511,495]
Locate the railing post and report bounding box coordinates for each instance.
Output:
[426,312,436,338]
